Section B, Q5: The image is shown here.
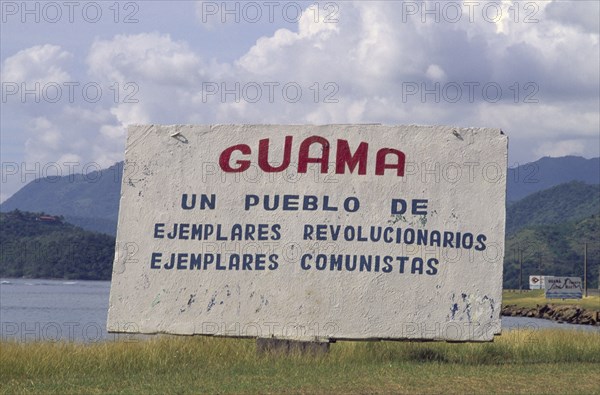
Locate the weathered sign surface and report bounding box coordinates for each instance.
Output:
[107,124,508,341]
[545,276,583,299]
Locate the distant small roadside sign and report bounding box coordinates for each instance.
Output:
[545,277,583,299]
[529,275,545,290]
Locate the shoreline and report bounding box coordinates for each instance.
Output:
[501,304,600,326]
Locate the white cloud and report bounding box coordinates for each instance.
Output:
[81,1,600,160]
[24,117,63,161]
[426,64,447,81]
[2,1,599,201]
[545,0,600,33]
[57,153,83,164]
[110,104,151,127]
[99,125,126,140]
[1,44,71,84]
[534,140,587,158]
[87,33,204,86]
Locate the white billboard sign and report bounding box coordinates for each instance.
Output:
[529,275,546,290]
[545,276,583,299]
[107,124,508,341]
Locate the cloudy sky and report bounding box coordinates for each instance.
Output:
[1,0,599,201]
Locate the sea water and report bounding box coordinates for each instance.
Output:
[1,278,598,342]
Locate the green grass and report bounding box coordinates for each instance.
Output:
[503,289,600,310]
[1,330,599,394]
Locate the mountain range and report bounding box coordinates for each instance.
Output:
[1,162,122,235]
[506,156,599,202]
[2,156,598,236]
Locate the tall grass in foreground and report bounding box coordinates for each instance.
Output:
[1,329,599,394]
[3,329,597,371]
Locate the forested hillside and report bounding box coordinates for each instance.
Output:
[504,215,599,289]
[0,210,115,280]
[506,181,600,235]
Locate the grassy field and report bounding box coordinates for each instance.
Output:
[1,329,599,394]
[503,289,600,310]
